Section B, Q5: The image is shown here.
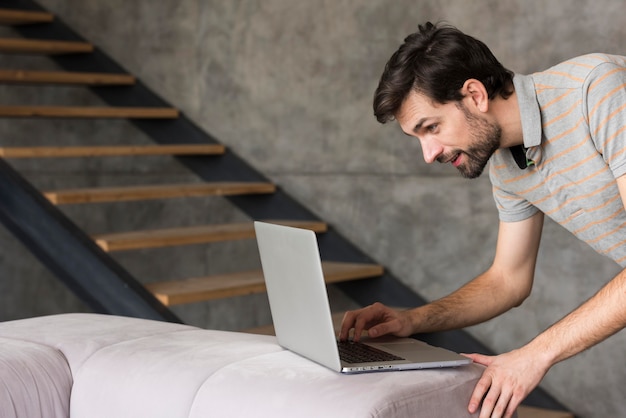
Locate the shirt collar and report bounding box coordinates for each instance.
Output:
[513,74,542,148]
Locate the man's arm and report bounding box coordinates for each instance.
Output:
[468,175,626,417]
[468,265,626,417]
[339,211,544,341]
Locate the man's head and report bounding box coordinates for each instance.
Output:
[374,22,513,123]
[373,22,514,178]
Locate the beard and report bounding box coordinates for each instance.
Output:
[441,103,502,179]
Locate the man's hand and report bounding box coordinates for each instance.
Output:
[339,302,414,342]
[464,347,550,418]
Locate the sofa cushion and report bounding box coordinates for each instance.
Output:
[0,338,72,418]
[0,314,486,417]
[0,313,197,375]
[190,348,484,418]
[70,329,283,418]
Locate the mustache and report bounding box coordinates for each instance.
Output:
[437,151,462,164]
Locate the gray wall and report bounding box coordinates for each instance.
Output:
[1,1,625,416]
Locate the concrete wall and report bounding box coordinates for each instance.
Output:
[1,1,625,416]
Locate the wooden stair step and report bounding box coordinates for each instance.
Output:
[93,220,327,252]
[0,38,93,55]
[0,69,135,85]
[147,261,383,306]
[0,106,178,119]
[45,181,275,205]
[0,144,225,158]
[0,9,54,25]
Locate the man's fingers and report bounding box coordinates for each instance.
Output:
[505,390,526,418]
[491,385,514,418]
[468,372,491,414]
[501,379,529,418]
[479,387,501,418]
[351,310,375,341]
[351,316,365,342]
[339,307,374,341]
[339,311,356,340]
[463,352,493,366]
[339,303,403,342]
[366,325,381,338]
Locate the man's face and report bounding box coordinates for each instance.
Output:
[396,90,502,179]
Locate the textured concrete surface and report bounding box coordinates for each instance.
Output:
[0,1,625,416]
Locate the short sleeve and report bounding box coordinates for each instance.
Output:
[584,60,626,178]
[489,169,539,222]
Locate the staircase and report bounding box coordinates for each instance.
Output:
[0,3,397,323]
[0,3,573,417]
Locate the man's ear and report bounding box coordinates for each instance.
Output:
[461,79,489,113]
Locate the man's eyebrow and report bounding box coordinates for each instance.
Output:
[413,118,428,133]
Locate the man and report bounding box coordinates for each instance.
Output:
[339,22,626,418]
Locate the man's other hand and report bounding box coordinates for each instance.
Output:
[339,302,414,342]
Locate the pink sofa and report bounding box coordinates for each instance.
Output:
[0,313,485,417]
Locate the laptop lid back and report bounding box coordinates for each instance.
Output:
[254,221,342,371]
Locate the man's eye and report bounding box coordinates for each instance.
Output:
[426,124,438,133]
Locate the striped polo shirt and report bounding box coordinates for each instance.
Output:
[489,53,626,266]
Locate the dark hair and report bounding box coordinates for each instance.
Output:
[373,22,514,123]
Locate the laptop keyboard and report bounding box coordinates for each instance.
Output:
[338,341,405,364]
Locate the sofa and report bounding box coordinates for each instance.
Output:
[0,313,485,417]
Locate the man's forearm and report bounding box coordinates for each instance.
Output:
[408,267,529,334]
[523,267,626,367]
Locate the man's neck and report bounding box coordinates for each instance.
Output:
[491,89,524,149]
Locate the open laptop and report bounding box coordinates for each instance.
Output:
[254,221,472,374]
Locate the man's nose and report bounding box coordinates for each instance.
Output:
[420,139,444,164]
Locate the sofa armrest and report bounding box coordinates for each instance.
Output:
[0,338,72,418]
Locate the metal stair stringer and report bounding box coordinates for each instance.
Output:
[0,157,182,323]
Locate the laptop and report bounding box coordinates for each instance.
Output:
[254,221,472,374]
